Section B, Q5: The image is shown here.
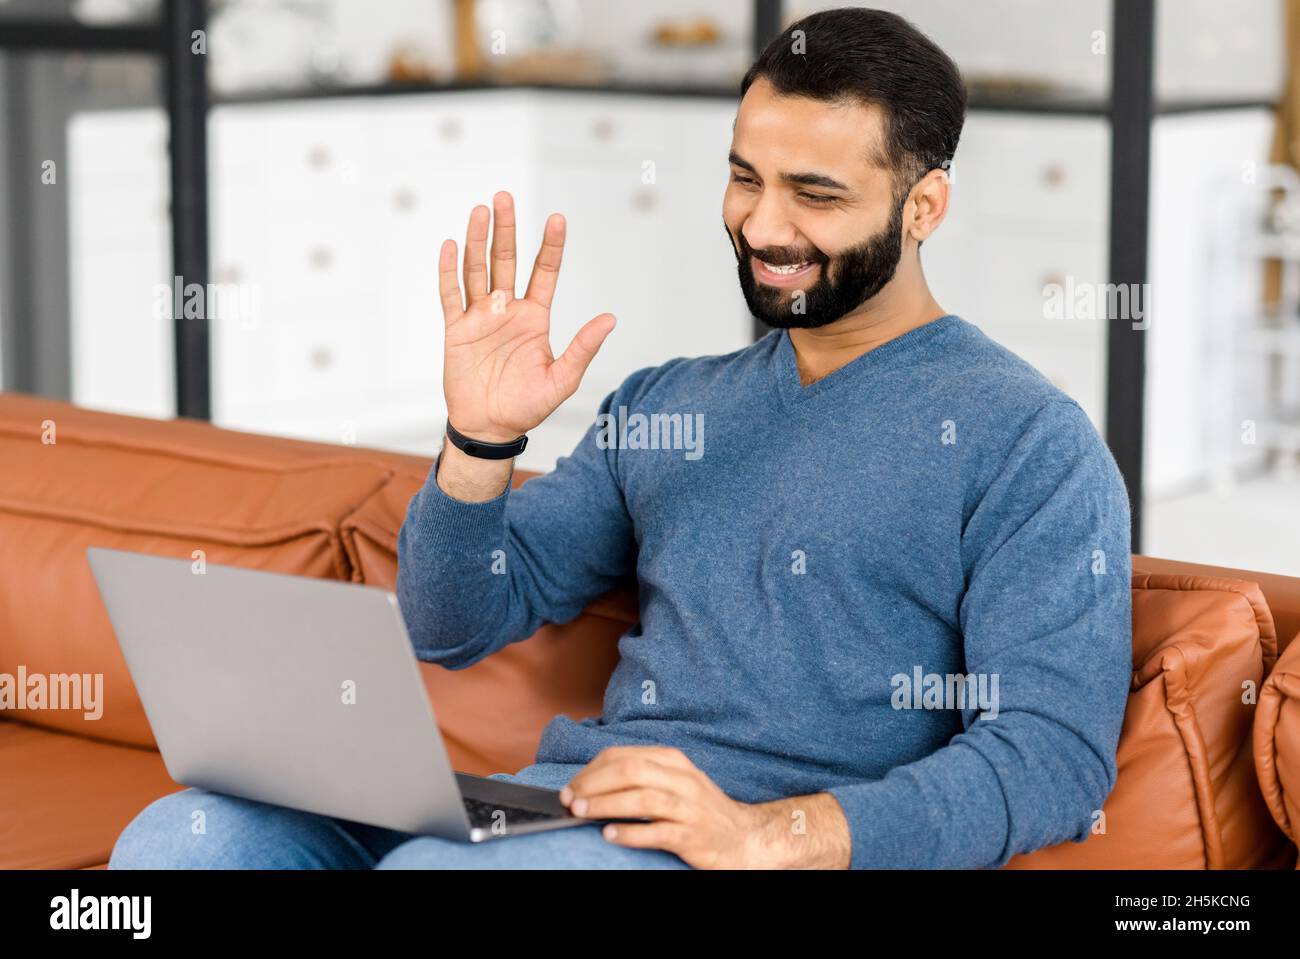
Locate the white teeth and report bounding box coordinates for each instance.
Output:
[763,261,810,275]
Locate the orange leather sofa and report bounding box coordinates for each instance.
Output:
[1,391,1297,870]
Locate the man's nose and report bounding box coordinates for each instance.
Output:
[740,191,797,254]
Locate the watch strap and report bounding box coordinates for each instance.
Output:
[445,420,528,460]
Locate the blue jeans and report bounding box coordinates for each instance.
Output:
[108,762,690,870]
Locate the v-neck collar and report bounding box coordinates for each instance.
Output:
[767,314,960,410]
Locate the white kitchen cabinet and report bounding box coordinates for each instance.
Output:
[68,95,1264,490]
[210,91,747,467]
[208,94,536,451]
[924,112,1111,432]
[931,107,1279,508]
[945,114,1109,234]
[521,95,749,466]
[63,101,1117,461]
[65,100,1111,464]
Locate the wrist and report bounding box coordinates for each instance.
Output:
[446,423,524,445]
[748,793,852,869]
[436,440,514,503]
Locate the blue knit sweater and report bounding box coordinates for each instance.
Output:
[396,314,1133,869]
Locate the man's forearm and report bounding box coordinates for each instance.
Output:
[436,440,514,503]
[751,792,853,869]
[395,439,518,663]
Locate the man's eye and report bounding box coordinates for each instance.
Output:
[800,193,837,205]
[730,173,757,187]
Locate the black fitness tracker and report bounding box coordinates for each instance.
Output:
[445,420,528,460]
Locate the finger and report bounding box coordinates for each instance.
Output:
[524,213,566,310]
[565,752,698,805]
[572,787,690,824]
[562,745,682,800]
[600,821,690,855]
[490,191,517,297]
[550,313,616,399]
[437,239,465,325]
[463,204,491,305]
[565,744,691,789]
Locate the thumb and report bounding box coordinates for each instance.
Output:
[552,313,616,398]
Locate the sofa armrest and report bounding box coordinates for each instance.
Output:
[1257,636,1300,852]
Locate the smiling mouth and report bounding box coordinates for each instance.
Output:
[753,256,819,285]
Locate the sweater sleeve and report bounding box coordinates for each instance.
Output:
[826,399,1133,869]
[395,373,650,669]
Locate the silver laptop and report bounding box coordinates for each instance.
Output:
[86,546,593,842]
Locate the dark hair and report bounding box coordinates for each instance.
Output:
[740,7,966,202]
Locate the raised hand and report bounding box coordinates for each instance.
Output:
[438,191,616,444]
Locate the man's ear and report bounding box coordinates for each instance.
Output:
[906,168,952,243]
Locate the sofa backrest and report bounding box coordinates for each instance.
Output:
[1134,554,1300,658]
[0,393,624,771]
[0,393,406,746]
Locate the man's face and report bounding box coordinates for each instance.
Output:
[723,77,908,330]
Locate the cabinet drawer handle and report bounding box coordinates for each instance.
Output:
[307,144,331,169]
[393,187,417,212]
[631,188,656,212]
[438,119,463,142]
[309,345,334,370]
[591,117,616,142]
[1042,164,1067,188]
[308,246,334,271]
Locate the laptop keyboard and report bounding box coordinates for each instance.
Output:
[462,796,565,830]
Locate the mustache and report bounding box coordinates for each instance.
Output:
[723,218,826,267]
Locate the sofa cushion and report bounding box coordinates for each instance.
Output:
[1004,570,1295,869]
[1133,554,1300,658]
[1257,634,1300,854]
[341,466,634,775]
[0,393,401,747]
[0,718,182,869]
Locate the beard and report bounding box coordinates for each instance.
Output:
[729,198,905,330]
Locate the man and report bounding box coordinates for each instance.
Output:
[110,7,1131,871]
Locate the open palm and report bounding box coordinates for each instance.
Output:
[439,192,616,443]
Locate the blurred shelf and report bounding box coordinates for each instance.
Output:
[213,78,1115,110]
[0,19,159,52]
[213,77,746,105]
[209,78,1277,118]
[1157,97,1276,115]
[1245,234,1300,260]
